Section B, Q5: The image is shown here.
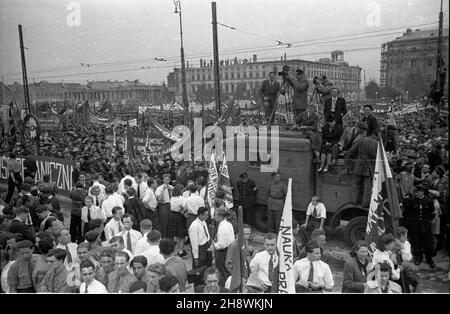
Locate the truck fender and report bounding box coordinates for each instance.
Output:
[329,202,369,228]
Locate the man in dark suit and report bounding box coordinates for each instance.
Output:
[345,122,378,207]
[324,87,347,125]
[361,105,379,137]
[403,183,436,268]
[259,72,281,124]
[124,187,145,227]
[236,172,257,224]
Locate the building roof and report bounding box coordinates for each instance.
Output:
[392,28,449,43]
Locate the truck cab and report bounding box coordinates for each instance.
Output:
[224,130,368,245]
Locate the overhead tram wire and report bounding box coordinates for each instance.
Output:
[3,21,447,80]
[6,45,382,82]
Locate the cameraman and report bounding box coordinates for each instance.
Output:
[259,72,281,124]
[283,69,309,120]
[314,75,333,102]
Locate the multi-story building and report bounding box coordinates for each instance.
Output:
[380,28,449,97]
[4,80,164,105]
[167,51,362,102]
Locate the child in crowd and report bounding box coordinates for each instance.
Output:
[302,196,327,232]
[396,226,419,292]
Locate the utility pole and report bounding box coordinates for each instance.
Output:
[174,0,189,111]
[211,2,221,117]
[18,24,31,114]
[435,0,444,113]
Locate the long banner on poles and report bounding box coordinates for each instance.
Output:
[0,155,75,194]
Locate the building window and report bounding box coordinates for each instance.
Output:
[249,72,253,78]
[410,60,417,68]
[231,73,234,79]
[243,73,246,79]
[427,59,433,67]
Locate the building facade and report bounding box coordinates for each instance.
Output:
[168,52,362,102]
[380,28,449,97]
[4,80,164,105]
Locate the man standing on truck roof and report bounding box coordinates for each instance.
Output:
[344,122,378,208]
[267,171,287,233]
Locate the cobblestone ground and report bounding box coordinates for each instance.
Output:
[56,195,449,293]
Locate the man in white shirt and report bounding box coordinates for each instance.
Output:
[188,207,212,269]
[155,174,173,238]
[136,173,149,201]
[102,184,125,220]
[115,213,142,255]
[79,260,108,293]
[140,230,165,266]
[185,184,205,229]
[293,240,334,293]
[134,219,153,255]
[142,178,158,222]
[104,207,124,242]
[212,207,235,287]
[55,228,78,271]
[302,196,327,230]
[88,173,106,199]
[249,232,278,293]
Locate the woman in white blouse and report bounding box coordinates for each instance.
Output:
[169,184,188,257]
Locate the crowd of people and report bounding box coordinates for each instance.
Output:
[0,78,448,293]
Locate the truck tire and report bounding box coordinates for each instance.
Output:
[344,216,367,246]
[253,205,269,233]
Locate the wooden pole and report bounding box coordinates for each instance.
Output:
[211,2,221,117]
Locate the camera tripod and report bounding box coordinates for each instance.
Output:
[309,87,323,116]
[269,79,295,126]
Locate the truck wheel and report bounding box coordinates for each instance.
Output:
[344,216,367,246]
[253,205,269,233]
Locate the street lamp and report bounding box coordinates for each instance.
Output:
[174,0,189,111]
[375,91,378,100]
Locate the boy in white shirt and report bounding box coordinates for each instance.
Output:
[302,196,326,230]
[81,196,106,237]
[397,227,418,292]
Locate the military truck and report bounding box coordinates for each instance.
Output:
[223,130,369,245]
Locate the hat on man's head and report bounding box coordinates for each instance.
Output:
[363,104,373,110]
[406,150,417,159]
[271,170,280,177]
[356,121,368,130]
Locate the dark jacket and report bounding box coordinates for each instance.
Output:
[124,197,145,224]
[362,115,379,137]
[236,179,257,208]
[324,97,347,124]
[345,135,378,177]
[403,196,435,233]
[322,123,343,145]
[259,79,281,102]
[69,188,88,217]
[286,76,309,110]
[342,256,370,293]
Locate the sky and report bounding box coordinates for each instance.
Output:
[0,0,448,85]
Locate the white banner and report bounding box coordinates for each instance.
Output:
[207,151,219,217]
[277,178,295,294]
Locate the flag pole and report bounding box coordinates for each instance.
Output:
[237,205,244,292]
[377,134,398,236]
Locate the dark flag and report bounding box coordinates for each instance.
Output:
[125,122,136,160]
[229,206,247,292]
[365,137,402,252]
